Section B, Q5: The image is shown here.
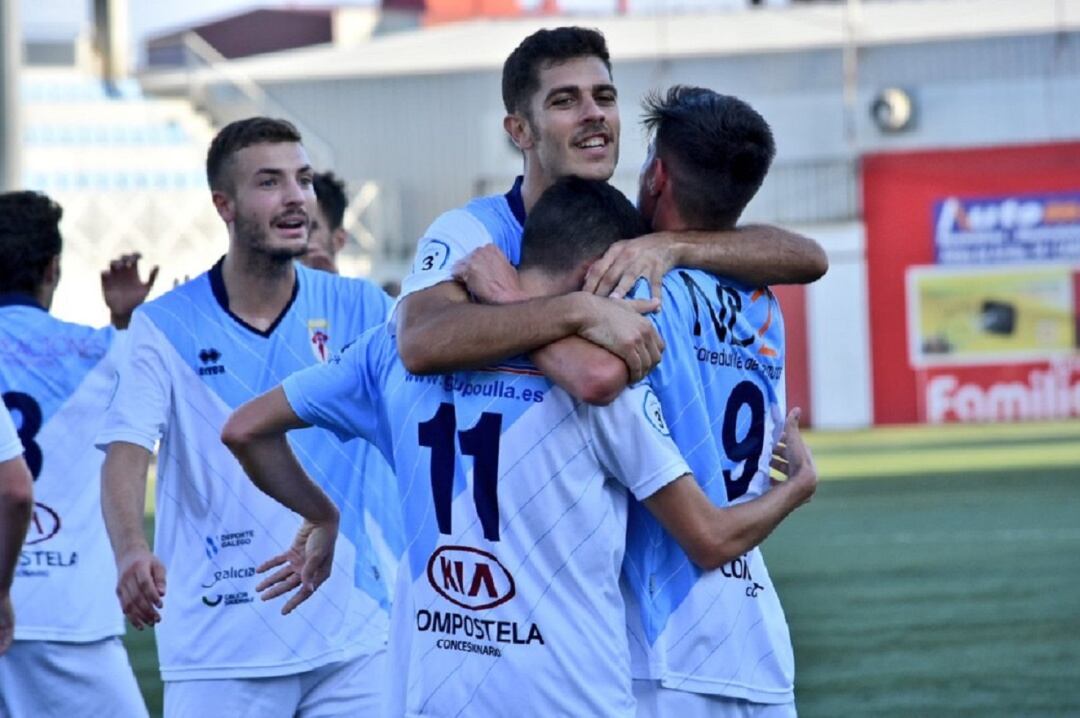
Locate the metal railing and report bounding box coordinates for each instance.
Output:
[178,31,337,171]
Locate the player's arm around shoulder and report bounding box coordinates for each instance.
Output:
[396,208,498,372]
[643,409,818,571]
[447,245,664,403]
[585,226,828,300]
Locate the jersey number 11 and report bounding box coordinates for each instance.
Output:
[419,403,504,542]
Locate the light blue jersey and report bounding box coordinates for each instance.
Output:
[625,269,794,703]
[0,294,123,641]
[283,325,689,718]
[96,260,400,681]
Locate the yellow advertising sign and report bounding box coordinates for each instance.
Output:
[907,264,1078,367]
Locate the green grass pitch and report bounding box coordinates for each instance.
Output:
[123,422,1080,717]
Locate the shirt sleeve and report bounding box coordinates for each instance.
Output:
[95,311,171,452]
[587,382,691,501]
[282,328,384,445]
[627,276,676,391]
[396,208,494,304]
[0,405,22,462]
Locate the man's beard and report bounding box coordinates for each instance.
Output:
[235,212,308,265]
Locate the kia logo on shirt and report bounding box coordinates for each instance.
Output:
[25,502,61,545]
[426,545,516,611]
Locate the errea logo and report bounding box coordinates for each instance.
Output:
[197,348,225,376]
[427,545,516,611]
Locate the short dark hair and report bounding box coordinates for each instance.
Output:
[519,177,646,273]
[502,27,611,116]
[0,191,63,295]
[205,117,303,192]
[313,172,347,232]
[643,86,775,229]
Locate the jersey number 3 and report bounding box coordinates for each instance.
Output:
[419,403,503,542]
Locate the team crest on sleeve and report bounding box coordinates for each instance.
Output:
[308,319,330,363]
[414,239,450,273]
[643,389,670,436]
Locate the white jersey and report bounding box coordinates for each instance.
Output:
[0,296,125,642]
[282,326,690,717]
[0,404,19,461]
[96,260,397,681]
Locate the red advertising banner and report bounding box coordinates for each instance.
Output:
[918,359,1080,424]
[772,284,811,427]
[863,141,1080,424]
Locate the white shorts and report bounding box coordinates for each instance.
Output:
[0,636,148,718]
[633,680,797,718]
[164,648,386,718]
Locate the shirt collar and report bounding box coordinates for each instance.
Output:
[0,292,46,311]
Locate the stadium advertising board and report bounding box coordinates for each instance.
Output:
[907,264,1078,367]
[907,264,1080,423]
[933,193,1080,265]
[864,142,1080,424]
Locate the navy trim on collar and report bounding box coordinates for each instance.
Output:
[0,292,45,311]
[505,176,526,227]
[208,256,300,338]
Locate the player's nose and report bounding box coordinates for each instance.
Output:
[282,177,307,206]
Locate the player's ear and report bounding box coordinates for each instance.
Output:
[646,156,668,197]
[212,190,236,223]
[43,254,61,286]
[504,113,533,151]
[331,228,347,254]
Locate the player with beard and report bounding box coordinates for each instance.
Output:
[97,117,399,716]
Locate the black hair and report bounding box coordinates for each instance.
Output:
[206,116,303,192]
[643,86,775,229]
[0,191,63,295]
[519,177,646,273]
[313,172,347,231]
[502,27,611,117]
